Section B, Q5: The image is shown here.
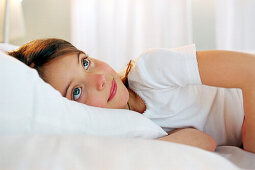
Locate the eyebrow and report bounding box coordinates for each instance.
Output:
[63,80,72,97]
[63,53,81,97]
[77,52,81,64]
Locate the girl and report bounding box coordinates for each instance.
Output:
[8,38,255,153]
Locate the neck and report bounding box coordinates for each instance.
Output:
[126,88,146,114]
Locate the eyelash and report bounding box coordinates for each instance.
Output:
[82,57,91,70]
[72,87,82,101]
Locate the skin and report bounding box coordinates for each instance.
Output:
[41,50,255,153]
[43,52,130,109]
[158,128,216,151]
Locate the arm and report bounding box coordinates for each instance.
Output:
[196,50,255,153]
[157,128,216,152]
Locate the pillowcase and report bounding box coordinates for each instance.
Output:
[0,52,167,138]
[0,43,19,53]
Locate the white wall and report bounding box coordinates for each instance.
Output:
[9,0,216,50]
[11,0,71,45]
[191,0,216,50]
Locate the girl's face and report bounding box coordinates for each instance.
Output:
[42,53,129,109]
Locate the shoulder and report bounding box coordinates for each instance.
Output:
[140,44,196,56]
[127,44,200,89]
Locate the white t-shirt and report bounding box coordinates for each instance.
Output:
[128,44,244,146]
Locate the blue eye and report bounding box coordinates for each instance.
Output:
[72,87,82,100]
[82,58,90,70]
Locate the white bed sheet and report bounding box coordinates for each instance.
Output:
[0,134,240,170]
[216,146,255,170]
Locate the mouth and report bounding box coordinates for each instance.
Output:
[107,78,117,102]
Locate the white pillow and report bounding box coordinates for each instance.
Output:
[0,53,167,138]
[4,46,251,140]
[0,43,19,53]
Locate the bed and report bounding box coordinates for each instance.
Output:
[0,44,254,169]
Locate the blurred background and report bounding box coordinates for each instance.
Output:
[1,0,255,70]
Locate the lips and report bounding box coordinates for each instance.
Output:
[107,79,117,102]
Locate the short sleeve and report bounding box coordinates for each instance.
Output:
[128,44,202,89]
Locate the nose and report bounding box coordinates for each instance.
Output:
[94,74,106,91]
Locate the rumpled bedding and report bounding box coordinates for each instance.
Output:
[0,134,240,170]
[216,146,255,169]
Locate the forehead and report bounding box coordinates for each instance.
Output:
[43,53,79,76]
[42,53,79,95]
[49,52,79,66]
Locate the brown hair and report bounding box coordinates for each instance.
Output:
[8,38,84,80]
[8,38,133,87]
[121,60,134,88]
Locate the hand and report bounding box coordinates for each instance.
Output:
[157,128,216,152]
